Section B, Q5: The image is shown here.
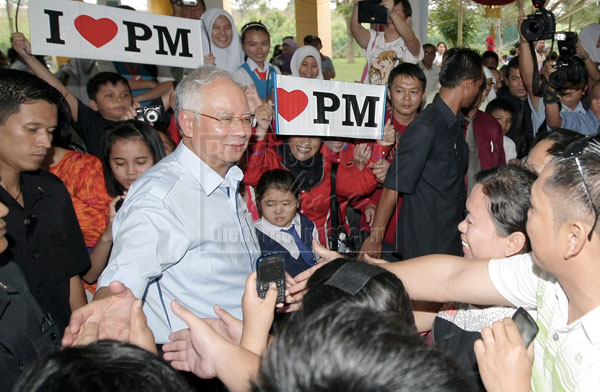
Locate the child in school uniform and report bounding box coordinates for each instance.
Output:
[254,169,318,277]
[235,22,281,101]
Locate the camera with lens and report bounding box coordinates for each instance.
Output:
[358,0,389,25]
[135,105,162,123]
[521,1,555,41]
[548,32,587,90]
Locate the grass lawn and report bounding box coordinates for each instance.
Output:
[332,57,367,83]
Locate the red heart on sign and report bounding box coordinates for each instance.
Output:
[74,16,118,48]
[277,88,309,122]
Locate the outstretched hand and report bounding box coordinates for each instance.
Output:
[62,281,137,348]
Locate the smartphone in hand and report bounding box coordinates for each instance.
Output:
[256,253,286,304]
[512,307,539,348]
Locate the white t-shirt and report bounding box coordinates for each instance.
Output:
[364,30,423,85]
[489,253,600,391]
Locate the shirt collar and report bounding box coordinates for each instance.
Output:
[579,305,600,344]
[255,214,301,236]
[432,94,465,128]
[246,58,269,73]
[173,142,243,196]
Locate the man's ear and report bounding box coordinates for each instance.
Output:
[504,231,527,257]
[563,220,587,260]
[178,110,195,138]
[88,99,99,112]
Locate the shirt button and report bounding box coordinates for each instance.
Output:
[32,252,40,260]
[18,363,24,372]
[300,210,304,213]
[553,333,559,341]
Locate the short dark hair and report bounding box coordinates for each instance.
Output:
[394,0,412,17]
[240,21,270,44]
[439,48,483,88]
[485,97,515,116]
[301,258,416,328]
[101,120,166,197]
[506,56,520,78]
[87,72,131,102]
[0,69,71,141]
[546,136,600,236]
[13,340,192,392]
[255,169,299,206]
[475,165,538,252]
[387,62,427,92]
[532,128,584,159]
[481,50,499,67]
[423,43,436,52]
[255,305,476,392]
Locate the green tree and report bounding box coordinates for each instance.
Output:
[429,0,483,47]
[334,0,355,62]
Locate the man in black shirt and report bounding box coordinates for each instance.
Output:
[361,48,483,260]
[0,70,90,331]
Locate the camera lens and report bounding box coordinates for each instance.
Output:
[549,70,566,89]
[145,110,159,123]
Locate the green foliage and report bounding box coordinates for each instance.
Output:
[332,56,366,82]
[428,0,484,47]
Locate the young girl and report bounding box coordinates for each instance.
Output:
[201,9,244,73]
[87,120,166,285]
[254,169,318,277]
[236,22,280,100]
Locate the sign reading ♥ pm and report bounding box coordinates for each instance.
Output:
[274,75,387,140]
[28,0,203,69]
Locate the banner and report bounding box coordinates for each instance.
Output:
[28,0,203,68]
[274,75,387,140]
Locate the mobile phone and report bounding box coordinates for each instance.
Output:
[512,307,539,348]
[256,254,286,304]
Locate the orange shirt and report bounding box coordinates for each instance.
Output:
[50,150,111,248]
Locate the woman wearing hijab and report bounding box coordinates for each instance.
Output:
[200,9,244,73]
[290,45,324,80]
[279,37,299,75]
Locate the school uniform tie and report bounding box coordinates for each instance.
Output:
[281,225,314,265]
[255,69,267,80]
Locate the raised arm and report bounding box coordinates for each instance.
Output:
[382,254,511,306]
[517,18,542,111]
[385,0,421,58]
[350,1,371,50]
[11,33,79,122]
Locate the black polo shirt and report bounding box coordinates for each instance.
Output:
[384,94,468,259]
[0,171,90,331]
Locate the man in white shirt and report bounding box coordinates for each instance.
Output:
[91,67,261,344]
[382,136,600,391]
[418,43,440,96]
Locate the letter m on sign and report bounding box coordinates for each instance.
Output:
[154,26,193,57]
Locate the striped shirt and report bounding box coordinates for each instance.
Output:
[489,253,600,391]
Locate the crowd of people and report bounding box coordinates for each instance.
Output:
[1,0,600,391]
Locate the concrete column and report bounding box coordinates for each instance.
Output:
[294,0,332,57]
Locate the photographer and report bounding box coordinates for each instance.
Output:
[545,81,600,135]
[518,17,587,138]
[350,0,423,85]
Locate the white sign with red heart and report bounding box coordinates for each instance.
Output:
[274,75,387,139]
[28,0,203,68]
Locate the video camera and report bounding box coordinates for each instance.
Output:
[549,32,587,90]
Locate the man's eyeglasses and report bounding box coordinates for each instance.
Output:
[187,110,257,129]
[563,137,597,241]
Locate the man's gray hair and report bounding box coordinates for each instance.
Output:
[174,66,236,132]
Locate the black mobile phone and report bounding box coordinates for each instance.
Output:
[358,0,389,25]
[256,254,286,304]
[512,307,539,348]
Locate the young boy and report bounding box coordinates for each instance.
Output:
[11,33,136,158]
[485,98,517,162]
